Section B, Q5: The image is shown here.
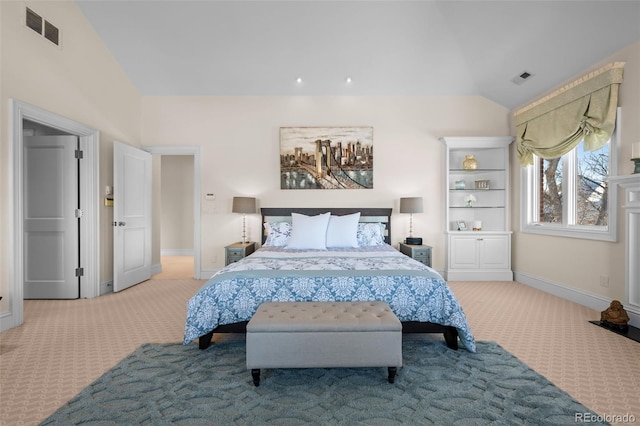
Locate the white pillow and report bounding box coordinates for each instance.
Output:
[287,212,331,250]
[326,212,360,248]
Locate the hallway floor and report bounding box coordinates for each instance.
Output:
[151,256,194,280]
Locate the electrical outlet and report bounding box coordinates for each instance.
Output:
[600,275,609,288]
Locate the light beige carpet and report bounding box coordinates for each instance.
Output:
[1,280,638,425]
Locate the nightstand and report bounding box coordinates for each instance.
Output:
[225,242,256,265]
[399,243,432,267]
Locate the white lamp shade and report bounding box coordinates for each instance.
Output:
[232,197,256,214]
[399,197,424,214]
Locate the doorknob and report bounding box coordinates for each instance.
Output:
[118,221,126,227]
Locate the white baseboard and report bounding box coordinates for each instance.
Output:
[514,271,640,328]
[100,280,113,296]
[0,310,15,332]
[627,306,640,328]
[199,269,221,280]
[161,249,194,256]
[446,270,513,281]
[151,263,162,276]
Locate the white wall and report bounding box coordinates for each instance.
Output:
[0,1,141,315]
[141,96,511,273]
[511,41,640,308]
[160,155,194,253]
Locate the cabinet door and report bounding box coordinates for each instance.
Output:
[449,236,479,269]
[479,235,510,269]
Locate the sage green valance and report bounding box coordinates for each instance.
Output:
[514,62,624,166]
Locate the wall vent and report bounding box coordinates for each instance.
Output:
[512,70,534,85]
[26,7,60,46]
[26,8,42,34]
[44,21,59,45]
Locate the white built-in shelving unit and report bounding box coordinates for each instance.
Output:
[441,136,514,281]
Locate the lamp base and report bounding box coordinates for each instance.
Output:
[405,237,423,245]
[633,158,640,174]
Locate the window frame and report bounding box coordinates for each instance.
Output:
[520,108,620,242]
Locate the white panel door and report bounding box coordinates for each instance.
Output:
[23,136,79,299]
[114,142,152,292]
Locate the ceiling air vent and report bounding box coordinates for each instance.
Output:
[512,71,534,85]
[25,7,60,46]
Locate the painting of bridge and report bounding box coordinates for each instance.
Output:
[280,127,374,190]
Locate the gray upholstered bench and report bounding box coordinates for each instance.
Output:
[246,301,402,386]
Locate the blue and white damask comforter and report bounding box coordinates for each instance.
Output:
[183,244,476,352]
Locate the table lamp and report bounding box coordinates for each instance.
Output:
[232,196,256,244]
[400,197,424,245]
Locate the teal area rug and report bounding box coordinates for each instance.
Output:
[42,338,605,425]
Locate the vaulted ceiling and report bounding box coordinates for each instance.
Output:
[77,0,640,110]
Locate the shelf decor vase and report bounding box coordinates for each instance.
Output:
[464,194,476,207]
[462,154,478,170]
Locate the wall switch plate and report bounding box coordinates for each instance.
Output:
[600,275,609,288]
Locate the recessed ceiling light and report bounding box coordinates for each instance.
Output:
[346,76,352,83]
[296,77,302,83]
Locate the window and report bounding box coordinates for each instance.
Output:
[521,116,619,241]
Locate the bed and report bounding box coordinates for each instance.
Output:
[184,208,476,352]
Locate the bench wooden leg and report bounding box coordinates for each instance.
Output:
[251,369,261,387]
[387,367,397,384]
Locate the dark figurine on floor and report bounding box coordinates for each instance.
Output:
[601,300,630,333]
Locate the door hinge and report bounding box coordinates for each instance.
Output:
[75,149,83,159]
[75,209,83,218]
[75,267,84,277]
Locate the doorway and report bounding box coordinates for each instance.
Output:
[4,100,100,332]
[155,155,195,280]
[145,146,201,281]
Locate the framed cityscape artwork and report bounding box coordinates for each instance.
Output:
[280,127,373,190]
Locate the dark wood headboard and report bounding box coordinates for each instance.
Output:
[261,208,392,245]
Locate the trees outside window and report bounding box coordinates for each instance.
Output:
[521,135,617,242]
[540,157,563,224]
[576,143,609,226]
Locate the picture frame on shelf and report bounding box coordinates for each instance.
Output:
[474,179,490,190]
[457,220,467,231]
